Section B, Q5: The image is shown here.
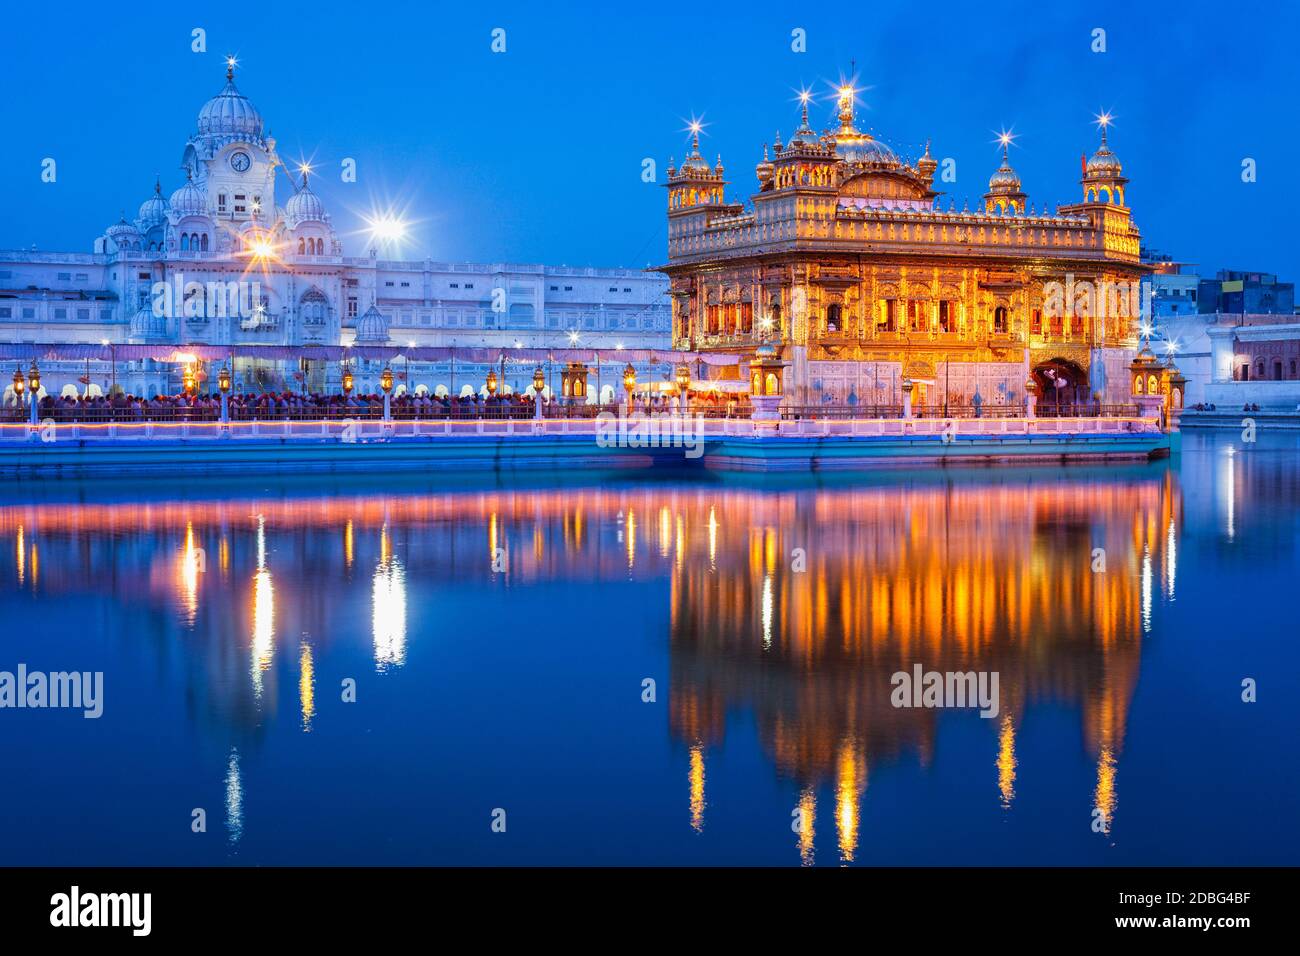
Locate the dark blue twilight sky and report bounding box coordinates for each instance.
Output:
[1,0,1296,279]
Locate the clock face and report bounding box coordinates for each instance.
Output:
[229,151,251,173]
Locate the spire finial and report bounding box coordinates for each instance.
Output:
[154,174,161,195]
[837,83,855,130]
[225,55,236,82]
[1095,111,1113,149]
[686,119,703,157]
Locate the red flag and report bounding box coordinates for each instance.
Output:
[1081,153,1087,177]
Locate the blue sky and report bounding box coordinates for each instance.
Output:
[2,0,1297,280]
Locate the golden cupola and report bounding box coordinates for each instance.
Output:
[984,136,1027,214]
[755,144,774,189]
[666,123,728,212]
[916,141,938,185]
[1082,115,1128,205]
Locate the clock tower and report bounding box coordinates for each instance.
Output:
[181,58,280,226]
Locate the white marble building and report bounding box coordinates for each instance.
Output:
[0,62,669,399]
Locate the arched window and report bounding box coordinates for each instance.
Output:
[180,234,189,252]
[1257,361,1265,379]
[826,303,842,333]
[993,306,1009,333]
[200,233,208,252]
[298,237,306,254]
[1275,360,1284,381]
[300,290,330,327]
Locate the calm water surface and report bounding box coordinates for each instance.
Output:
[1,431,1297,865]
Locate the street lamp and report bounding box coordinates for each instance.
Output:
[12,365,25,407]
[380,365,394,424]
[182,363,197,397]
[675,362,691,412]
[26,362,40,426]
[485,370,498,396]
[217,364,231,428]
[532,365,546,395]
[622,362,637,404]
[342,363,354,397]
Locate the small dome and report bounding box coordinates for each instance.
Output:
[197,64,264,141]
[169,174,207,218]
[1086,144,1123,177]
[285,176,327,226]
[105,216,141,242]
[836,134,897,164]
[755,144,774,185]
[129,306,167,341]
[917,142,937,175]
[137,180,169,227]
[988,160,1021,191]
[354,304,390,343]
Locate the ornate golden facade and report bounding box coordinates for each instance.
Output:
[659,88,1148,408]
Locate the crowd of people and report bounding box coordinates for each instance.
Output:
[3,388,750,423]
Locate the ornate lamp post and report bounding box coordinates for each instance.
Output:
[532,365,546,420]
[675,362,691,413]
[341,362,354,398]
[12,365,25,412]
[182,362,197,398]
[380,365,394,423]
[27,362,40,427]
[748,344,788,433]
[622,362,636,405]
[485,370,498,397]
[1024,377,1038,420]
[217,364,232,429]
[561,361,588,406]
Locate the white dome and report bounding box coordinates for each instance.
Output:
[354,304,390,343]
[169,176,207,218]
[197,69,264,141]
[129,307,167,342]
[137,180,169,227]
[106,216,141,241]
[285,179,327,226]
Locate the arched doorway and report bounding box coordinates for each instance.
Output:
[1032,358,1089,414]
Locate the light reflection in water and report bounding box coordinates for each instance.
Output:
[688,744,705,833]
[179,521,201,625]
[1094,746,1117,836]
[251,515,274,698]
[997,714,1018,810]
[1166,518,1177,600]
[835,743,862,864]
[0,464,1197,864]
[225,748,243,846]
[299,642,315,732]
[373,526,407,671]
[797,788,816,866]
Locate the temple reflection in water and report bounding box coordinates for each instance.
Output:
[668,473,1180,862]
[0,468,1182,861]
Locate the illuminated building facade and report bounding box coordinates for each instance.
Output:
[658,86,1149,409]
[0,63,669,398]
